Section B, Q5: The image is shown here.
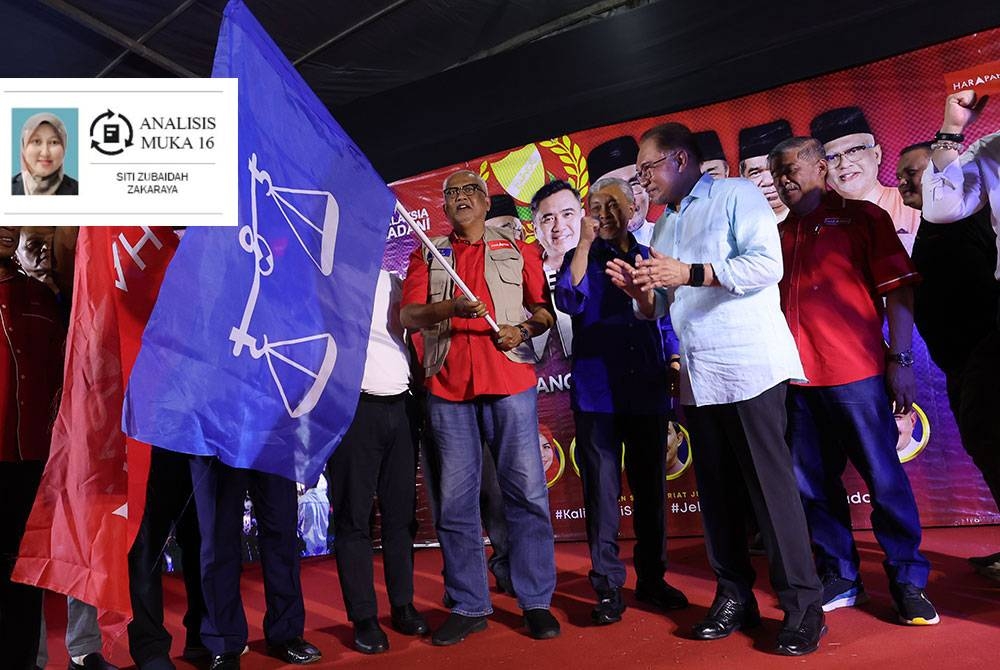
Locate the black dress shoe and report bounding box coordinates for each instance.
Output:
[635,579,689,610]
[266,636,323,664]
[775,604,826,656]
[391,602,429,635]
[524,608,561,640]
[209,653,240,670]
[592,588,626,625]
[692,596,761,640]
[353,617,389,654]
[69,654,119,670]
[432,613,488,646]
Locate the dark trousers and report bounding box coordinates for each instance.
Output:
[327,393,417,622]
[684,382,822,621]
[190,457,304,655]
[0,461,43,670]
[788,376,930,587]
[574,412,669,593]
[948,330,1000,508]
[128,448,205,667]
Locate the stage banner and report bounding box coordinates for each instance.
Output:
[381,28,1000,543]
[122,0,396,486]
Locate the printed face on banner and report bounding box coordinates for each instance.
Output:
[895,147,931,210]
[740,155,785,214]
[700,159,729,179]
[823,132,882,199]
[535,189,582,270]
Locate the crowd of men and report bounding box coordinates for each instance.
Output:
[2,89,1000,669]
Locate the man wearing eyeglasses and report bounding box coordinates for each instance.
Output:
[401,170,560,646]
[606,123,824,656]
[738,120,793,223]
[811,106,920,253]
[768,136,937,628]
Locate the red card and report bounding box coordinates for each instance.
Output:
[944,60,1000,96]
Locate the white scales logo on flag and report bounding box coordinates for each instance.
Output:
[229,153,339,418]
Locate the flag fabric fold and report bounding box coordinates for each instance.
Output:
[13,226,179,636]
[123,0,395,485]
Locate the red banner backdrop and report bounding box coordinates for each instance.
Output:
[386,28,1000,542]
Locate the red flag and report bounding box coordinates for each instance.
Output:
[13,227,179,642]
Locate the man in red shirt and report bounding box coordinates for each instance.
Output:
[401,170,557,646]
[769,137,937,626]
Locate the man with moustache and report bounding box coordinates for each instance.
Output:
[587,136,656,245]
[530,180,581,359]
[898,138,1000,577]
[401,170,559,645]
[738,120,793,223]
[694,130,730,179]
[606,123,824,656]
[554,177,686,626]
[769,136,937,626]
[811,106,920,252]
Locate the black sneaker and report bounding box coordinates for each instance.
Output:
[820,574,869,612]
[523,608,561,639]
[591,588,626,625]
[890,583,940,625]
[431,613,488,646]
[635,579,688,610]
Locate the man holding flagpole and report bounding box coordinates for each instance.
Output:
[401,169,560,645]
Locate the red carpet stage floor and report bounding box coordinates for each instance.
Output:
[43,526,1000,669]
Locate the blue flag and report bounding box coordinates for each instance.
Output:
[123,0,395,484]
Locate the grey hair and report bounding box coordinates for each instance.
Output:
[590,177,635,206]
[442,169,488,193]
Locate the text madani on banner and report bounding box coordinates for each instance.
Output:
[0,77,237,226]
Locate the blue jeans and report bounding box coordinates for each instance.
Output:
[788,375,930,587]
[427,387,556,615]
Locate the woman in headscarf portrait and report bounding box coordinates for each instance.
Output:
[12,112,78,196]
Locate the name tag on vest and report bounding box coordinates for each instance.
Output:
[822,217,851,226]
[487,239,514,251]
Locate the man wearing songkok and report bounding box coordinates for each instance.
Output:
[738,119,794,222]
[811,106,920,252]
[694,130,730,179]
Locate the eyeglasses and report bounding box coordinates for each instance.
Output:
[443,183,485,200]
[636,152,677,181]
[824,144,875,167]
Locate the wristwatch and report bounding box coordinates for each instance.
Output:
[517,324,531,343]
[887,349,914,367]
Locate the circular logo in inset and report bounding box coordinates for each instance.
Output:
[666,419,693,480]
[89,109,133,155]
[896,402,930,463]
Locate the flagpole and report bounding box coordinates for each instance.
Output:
[394,200,501,333]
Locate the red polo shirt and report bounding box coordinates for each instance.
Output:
[402,234,546,401]
[778,193,919,387]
